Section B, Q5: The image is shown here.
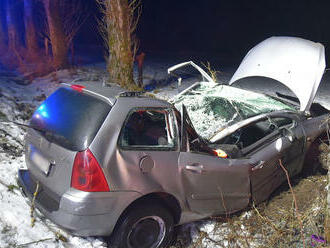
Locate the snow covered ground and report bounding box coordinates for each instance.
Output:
[0,59,329,248]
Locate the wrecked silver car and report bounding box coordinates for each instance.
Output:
[18,37,329,248]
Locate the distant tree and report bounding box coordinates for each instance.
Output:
[24,0,39,55]
[5,0,20,52]
[42,0,69,69]
[0,1,7,52]
[42,0,87,70]
[98,0,141,89]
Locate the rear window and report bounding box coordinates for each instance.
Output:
[30,87,111,151]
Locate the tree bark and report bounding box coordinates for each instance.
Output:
[42,0,69,69]
[24,0,39,54]
[108,0,134,87]
[101,0,140,89]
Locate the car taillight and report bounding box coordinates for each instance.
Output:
[70,84,85,92]
[71,149,110,192]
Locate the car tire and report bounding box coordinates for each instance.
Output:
[109,202,174,248]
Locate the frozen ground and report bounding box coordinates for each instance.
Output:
[0,59,329,248]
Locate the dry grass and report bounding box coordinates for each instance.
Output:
[202,61,220,82]
[172,174,327,248]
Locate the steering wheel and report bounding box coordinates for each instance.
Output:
[231,129,242,145]
[220,129,242,146]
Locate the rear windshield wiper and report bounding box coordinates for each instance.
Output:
[0,114,45,133]
[9,121,47,134]
[1,118,70,146]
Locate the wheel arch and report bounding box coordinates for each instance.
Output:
[115,192,182,226]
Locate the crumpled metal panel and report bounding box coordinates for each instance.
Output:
[229,36,325,112]
[179,152,251,215]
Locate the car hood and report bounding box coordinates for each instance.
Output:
[229,36,326,112]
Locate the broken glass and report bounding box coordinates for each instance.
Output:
[171,82,296,140]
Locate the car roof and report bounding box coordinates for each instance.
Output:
[115,94,173,109]
[62,82,172,108]
[63,81,123,105]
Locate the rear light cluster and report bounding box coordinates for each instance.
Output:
[71,149,110,192]
[70,84,85,92]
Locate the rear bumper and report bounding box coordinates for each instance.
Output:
[18,169,141,236]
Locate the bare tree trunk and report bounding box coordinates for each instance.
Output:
[108,0,134,87]
[70,42,75,65]
[136,52,145,87]
[99,0,141,89]
[24,0,39,55]
[5,0,20,51]
[44,38,49,55]
[42,0,69,69]
[0,1,7,51]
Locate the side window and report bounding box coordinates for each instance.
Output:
[271,117,294,128]
[238,119,276,148]
[119,109,176,150]
[221,116,294,150]
[221,117,293,148]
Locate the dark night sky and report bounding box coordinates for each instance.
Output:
[2,0,330,66]
[134,0,330,64]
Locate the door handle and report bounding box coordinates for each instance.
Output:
[251,160,265,171]
[185,164,205,174]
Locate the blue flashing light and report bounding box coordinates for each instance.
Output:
[40,111,48,118]
[38,104,45,111]
[35,104,49,119]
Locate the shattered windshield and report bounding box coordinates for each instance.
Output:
[171,82,296,140]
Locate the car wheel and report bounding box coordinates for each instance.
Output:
[110,203,174,248]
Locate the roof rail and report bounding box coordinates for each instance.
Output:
[118,91,146,97]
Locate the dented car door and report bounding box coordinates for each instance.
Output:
[241,116,305,204]
[177,104,250,215]
[178,152,251,215]
[117,107,181,194]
